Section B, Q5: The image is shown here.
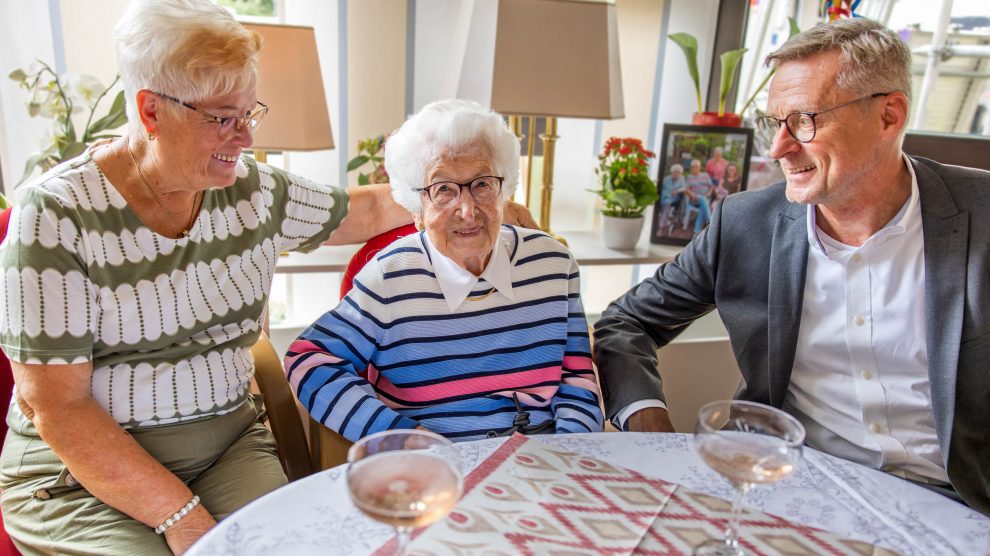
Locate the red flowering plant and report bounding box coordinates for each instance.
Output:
[591,137,659,218]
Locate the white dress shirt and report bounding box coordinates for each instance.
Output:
[784,156,947,484]
[617,157,949,486]
[424,227,515,311]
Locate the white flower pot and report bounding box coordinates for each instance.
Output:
[601,215,644,250]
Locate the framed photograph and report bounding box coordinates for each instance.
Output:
[650,124,754,246]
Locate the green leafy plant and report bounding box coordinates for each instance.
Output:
[668,32,747,117]
[346,134,388,185]
[591,137,659,218]
[667,19,801,119]
[9,61,126,184]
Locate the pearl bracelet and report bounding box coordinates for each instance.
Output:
[154,495,201,535]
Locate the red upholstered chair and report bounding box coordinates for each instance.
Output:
[339,224,418,297]
[0,205,22,556]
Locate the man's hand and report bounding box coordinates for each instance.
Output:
[626,407,675,433]
[503,201,540,230]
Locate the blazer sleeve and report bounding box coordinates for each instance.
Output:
[592,200,723,419]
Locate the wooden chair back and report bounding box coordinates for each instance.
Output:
[251,332,315,481]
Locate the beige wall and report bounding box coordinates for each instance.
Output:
[346,0,407,185]
[59,0,130,84]
[600,0,666,141]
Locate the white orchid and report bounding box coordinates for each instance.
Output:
[8,61,127,184]
[66,73,106,105]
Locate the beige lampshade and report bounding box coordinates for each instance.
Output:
[242,23,334,151]
[457,0,624,119]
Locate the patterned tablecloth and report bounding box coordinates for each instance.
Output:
[187,433,990,556]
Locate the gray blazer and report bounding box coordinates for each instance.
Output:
[593,156,990,516]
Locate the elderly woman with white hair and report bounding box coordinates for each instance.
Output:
[286,99,603,442]
[0,0,435,554]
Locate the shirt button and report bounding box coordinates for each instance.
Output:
[33,489,52,501]
[861,369,873,380]
[851,253,861,262]
[854,316,865,326]
[870,422,883,434]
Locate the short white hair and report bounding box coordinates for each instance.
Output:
[115,0,261,128]
[385,99,520,213]
[670,164,684,173]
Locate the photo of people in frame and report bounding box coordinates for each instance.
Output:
[651,124,754,246]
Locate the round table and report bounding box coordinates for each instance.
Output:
[188,433,990,555]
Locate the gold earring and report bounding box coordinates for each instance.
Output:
[148,131,156,141]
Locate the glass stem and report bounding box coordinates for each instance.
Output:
[724,483,751,553]
[394,526,412,556]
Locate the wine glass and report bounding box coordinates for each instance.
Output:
[693,400,806,556]
[346,429,463,555]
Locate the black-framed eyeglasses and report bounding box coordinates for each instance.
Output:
[756,92,890,143]
[154,92,268,139]
[414,176,504,208]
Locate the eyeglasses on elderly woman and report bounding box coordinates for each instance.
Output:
[154,91,269,139]
[414,176,504,208]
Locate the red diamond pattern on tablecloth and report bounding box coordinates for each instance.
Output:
[373,434,899,556]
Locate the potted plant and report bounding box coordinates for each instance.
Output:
[346,134,388,185]
[668,33,747,127]
[591,137,659,250]
[9,61,126,184]
[669,19,800,127]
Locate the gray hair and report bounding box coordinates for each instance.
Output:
[385,99,520,213]
[765,18,912,107]
[115,0,261,127]
[670,164,684,174]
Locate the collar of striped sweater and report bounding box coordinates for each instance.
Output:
[424,227,516,311]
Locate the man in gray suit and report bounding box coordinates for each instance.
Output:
[593,18,990,516]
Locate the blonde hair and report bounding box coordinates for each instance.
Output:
[385,99,520,213]
[765,18,912,107]
[115,0,261,126]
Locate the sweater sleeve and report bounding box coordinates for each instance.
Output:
[284,260,418,442]
[551,255,604,433]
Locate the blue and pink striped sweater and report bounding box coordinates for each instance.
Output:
[285,226,603,442]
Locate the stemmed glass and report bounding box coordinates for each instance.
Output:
[346,429,463,556]
[693,400,806,556]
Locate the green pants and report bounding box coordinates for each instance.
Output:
[0,398,288,555]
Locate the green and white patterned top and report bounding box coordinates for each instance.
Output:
[0,149,348,429]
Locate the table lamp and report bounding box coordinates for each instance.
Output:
[455,0,624,232]
[242,23,334,163]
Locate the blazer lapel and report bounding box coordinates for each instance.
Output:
[767,203,808,407]
[914,158,966,460]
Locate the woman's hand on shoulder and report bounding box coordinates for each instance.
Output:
[503,201,539,230]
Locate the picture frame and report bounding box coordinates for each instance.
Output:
[650,124,754,246]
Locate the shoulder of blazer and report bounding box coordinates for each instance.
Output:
[912,155,990,219]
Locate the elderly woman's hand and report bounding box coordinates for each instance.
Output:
[503,201,540,230]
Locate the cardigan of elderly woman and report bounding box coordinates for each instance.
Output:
[285,100,603,442]
[0,0,436,553]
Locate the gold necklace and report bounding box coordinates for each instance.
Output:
[125,141,202,238]
[466,287,497,302]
